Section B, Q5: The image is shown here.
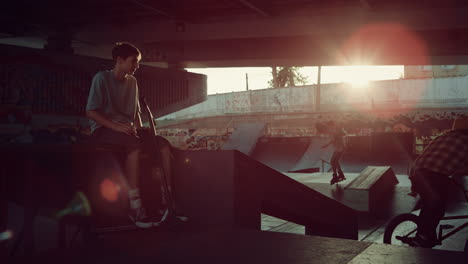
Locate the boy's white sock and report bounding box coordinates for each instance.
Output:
[128,188,141,209]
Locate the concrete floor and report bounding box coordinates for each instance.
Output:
[3,168,466,257]
[261,171,468,252]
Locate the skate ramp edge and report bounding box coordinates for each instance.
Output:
[221,123,265,155]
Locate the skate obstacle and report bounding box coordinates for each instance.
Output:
[220,123,265,155]
[173,149,358,240]
[343,166,399,213]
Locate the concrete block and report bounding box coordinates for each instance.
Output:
[343,166,399,213]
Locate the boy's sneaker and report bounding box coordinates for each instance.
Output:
[155,208,189,226]
[129,207,154,228]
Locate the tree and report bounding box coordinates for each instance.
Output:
[269,66,309,88]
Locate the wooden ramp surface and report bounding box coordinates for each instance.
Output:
[345,166,398,190]
[344,166,399,212]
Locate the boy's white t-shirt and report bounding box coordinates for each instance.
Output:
[86,70,141,133]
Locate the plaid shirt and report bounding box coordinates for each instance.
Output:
[413,130,468,176]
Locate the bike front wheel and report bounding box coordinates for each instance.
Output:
[383,213,419,246]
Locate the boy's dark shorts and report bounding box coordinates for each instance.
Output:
[92,127,170,153]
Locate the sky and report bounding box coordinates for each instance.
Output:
[188,66,404,95]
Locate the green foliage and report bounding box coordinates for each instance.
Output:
[268,67,309,88]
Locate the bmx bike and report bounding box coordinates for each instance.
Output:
[383,176,468,252]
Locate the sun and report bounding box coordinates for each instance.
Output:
[347,75,370,88]
[335,66,371,88]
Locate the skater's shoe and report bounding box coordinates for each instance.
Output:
[338,171,346,181]
[330,177,340,185]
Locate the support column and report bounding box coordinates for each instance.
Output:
[272,66,278,88]
[314,66,322,112]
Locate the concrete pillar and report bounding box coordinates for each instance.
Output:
[314,66,322,112]
[272,66,278,88]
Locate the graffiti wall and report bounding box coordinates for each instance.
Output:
[160,85,315,120]
[161,75,468,121]
[157,75,468,154]
[159,108,467,154]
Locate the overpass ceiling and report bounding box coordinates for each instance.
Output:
[2,0,468,67]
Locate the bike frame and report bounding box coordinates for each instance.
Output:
[437,215,468,243]
[396,175,468,245]
[140,97,176,217]
[396,215,468,245]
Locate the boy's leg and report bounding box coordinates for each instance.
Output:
[412,169,449,246]
[330,152,339,179]
[93,127,153,228]
[335,152,345,179]
[125,148,141,190]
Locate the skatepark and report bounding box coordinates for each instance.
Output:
[2,1,468,262]
[3,130,467,262]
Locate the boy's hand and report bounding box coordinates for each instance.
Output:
[111,122,138,137]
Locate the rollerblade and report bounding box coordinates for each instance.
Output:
[338,171,346,181]
[330,174,340,185]
[330,172,346,185]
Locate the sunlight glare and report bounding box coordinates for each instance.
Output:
[340,66,372,88]
[0,230,13,241]
[100,179,120,202]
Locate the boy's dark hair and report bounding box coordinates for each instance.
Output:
[112,42,141,61]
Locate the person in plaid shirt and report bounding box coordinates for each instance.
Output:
[408,117,468,247]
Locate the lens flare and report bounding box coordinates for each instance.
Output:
[340,23,429,66]
[0,230,13,241]
[100,179,120,202]
[338,24,429,115]
[56,192,92,218]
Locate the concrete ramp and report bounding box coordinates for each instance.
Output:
[251,137,334,173]
[173,149,358,240]
[289,137,334,173]
[343,166,399,213]
[251,137,311,172]
[221,123,265,155]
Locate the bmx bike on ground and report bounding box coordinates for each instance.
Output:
[383,176,468,252]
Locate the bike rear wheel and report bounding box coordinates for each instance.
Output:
[383,213,419,245]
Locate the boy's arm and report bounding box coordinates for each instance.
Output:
[86,110,137,136]
[135,99,143,128]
